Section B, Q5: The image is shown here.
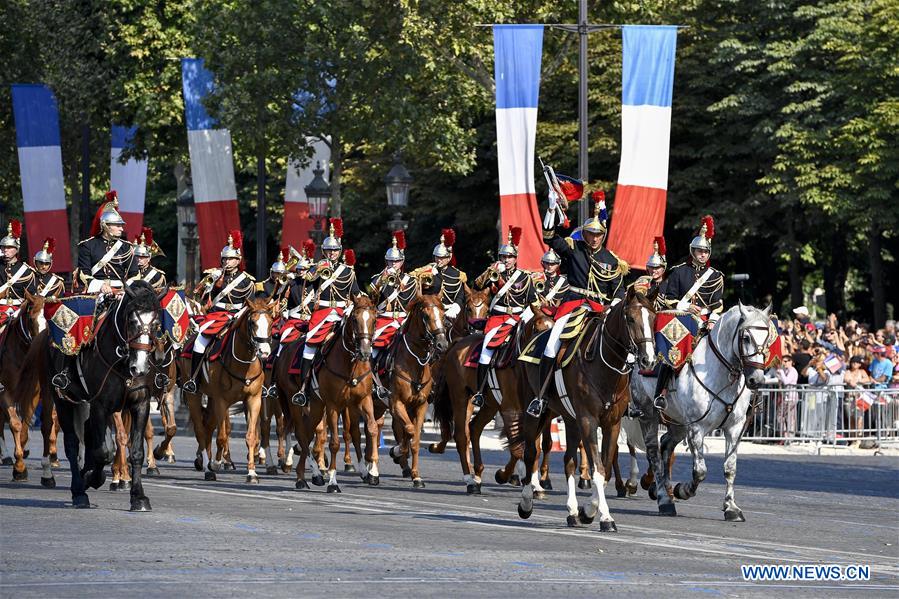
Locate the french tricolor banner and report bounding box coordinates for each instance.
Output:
[493,25,545,270]
[283,136,330,250]
[181,58,241,269]
[110,125,148,241]
[11,84,72,272]
[607,26,678,269]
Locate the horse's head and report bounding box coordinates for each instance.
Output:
[526,301,555,337]
[622,287,657,369]
[733,302,776,389]
[465,285,490,323]
[409,294,448,353]
[120,281,162,378]
[348,295,377,361]
[243,295,278,360]
[24,291,47,336]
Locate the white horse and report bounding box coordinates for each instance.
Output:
[630,303,774,521]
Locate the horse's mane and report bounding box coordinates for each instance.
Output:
[353,294,374,309]
[406,294,440,316]
[122,280,160,314]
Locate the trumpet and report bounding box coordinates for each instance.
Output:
[534,279,545,293]
[410,266,434,289]
[284,246,303,271]
[489,267,501,283]
[385,271,400,288]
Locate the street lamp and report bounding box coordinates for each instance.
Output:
[304,161,331,255]
[177,185,199,292]
[384,156,413,231]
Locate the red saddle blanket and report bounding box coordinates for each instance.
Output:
[373,315,404,349]
[196,311,233,336]
[180,328,234,362]
[278,318,308,345]
[484,314,520,349]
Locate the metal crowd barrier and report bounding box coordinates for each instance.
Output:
[730,385,899,451]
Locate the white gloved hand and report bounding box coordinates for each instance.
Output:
[548,190,558,210]
[611,297,622,307]
[445,303,461,319]
[496,263,506,273]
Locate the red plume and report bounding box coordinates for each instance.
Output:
[509,225,522,246]
[228,229,243,250]
[9,219,22,239]
[329,218,343,239]
[591,190,605,203]
[90,207,103,237]
[654,236,666,256]
[343,248,356,266]
[44,237,56,254]
[105,190,118,203]
[701,215,715,239]
[450,254,457,267]
[442,228,456,247]
[280,247,290,263]
[141,226,153,247]
[303,239,316,258]
[393,230,406,250]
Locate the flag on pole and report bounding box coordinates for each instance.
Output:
[607,26,678,269]
[181,58,241,269]
[11,84,72,272]
[110,125,148,241]
[493,25,545,270]
[283,136,330,250]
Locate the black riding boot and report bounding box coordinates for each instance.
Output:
[653,365,672,410]
[472,363,489,407]
[182,352,204,393]
[526,355,556,417]
[291,357,314,406]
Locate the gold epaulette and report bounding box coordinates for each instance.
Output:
[459,270,467,283]
[254,282,265,292]
[565,238,575,250]
[608,249,629,276]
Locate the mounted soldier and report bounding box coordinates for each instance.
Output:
[470,226,538,407]
[632,236,667,297]
[128,227,167,293]
[290,218,361,406]
[0,219,37,323]
[257,247,295,301]
[369,231,418,401]
[528,190,628,417]
[276,240,317,353]
[32,237,65,298]
[651,215,724,410]
[410,228,467,329]
[76,191,138,294]
[182,230,256,393]
[533,247,568,310]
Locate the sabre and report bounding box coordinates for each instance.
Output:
[538,156,568,225]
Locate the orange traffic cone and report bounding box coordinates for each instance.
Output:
[550,418,563,452]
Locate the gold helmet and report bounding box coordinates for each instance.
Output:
[322,218,343,252]
[582,190,608,235]
[221,230,243,259]
[646,236,667,269]
[690,215,715,256]
[433,228,455,259]
[133,227,163,259]
[0,219,22,250]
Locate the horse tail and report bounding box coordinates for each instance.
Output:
[431,376,454,443]
[500,409,523,456]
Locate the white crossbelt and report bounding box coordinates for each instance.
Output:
[676,268,714,311]
[544,276,566,301]
[211,272,247,307]
[489,269,523,311]
[90,240,123,275]
[0,263,29,295]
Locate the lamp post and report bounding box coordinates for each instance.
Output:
[384,156,413,232]
[177,185,199,292]
[304,161,331,258]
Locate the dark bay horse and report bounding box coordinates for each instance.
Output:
[179,296,278,483]
[515,288,656,531]
[387,295,447,488]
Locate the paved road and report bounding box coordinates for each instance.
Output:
[1,426,897,598]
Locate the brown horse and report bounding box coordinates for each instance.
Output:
[0,292,48,481]
[430,303,554,494]
[516,288,656,531]
[179,296,278,483]
[386,295,448,488]
[280,296,377,490]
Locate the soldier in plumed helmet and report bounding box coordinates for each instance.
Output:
[76,190,138,294]
[410,228,467,324]
[0,219,37,319]
[276,240,317,356]
[632,236,667,297]
[257,248,291,300]
[127,227,167,293]
[182,230,256,393]
[32,237,65,298]
[533,247,568,309]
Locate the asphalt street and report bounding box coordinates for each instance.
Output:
[1,422,897,598]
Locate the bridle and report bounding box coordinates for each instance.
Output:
[340,304,374,361]
[219,305,272,387]
[597,299,653,375]
[393,301,446,394]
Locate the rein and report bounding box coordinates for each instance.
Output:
[219,308,269,387]
[393,304,444,394]
[322,307,374,388]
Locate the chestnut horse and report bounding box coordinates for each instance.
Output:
[516,288,656,531]
[386,295,448,488]
[179,296,278,483]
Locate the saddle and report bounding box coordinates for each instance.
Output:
[179,327,234,362]
[286,321,343,375]
[463,325,523,370]
[518,314,603,369]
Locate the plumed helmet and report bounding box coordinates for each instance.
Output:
[582,190,608,235]
[221,230,243,259]
[646,236,667,269]
[541,247,561,265]
[299,239,316,270]
[385,230,406,262]
[432,228,455,259]
[497,225,521,257]
[0,219,23,250]
[690,215,715,255]
[322,218,343,251]
[271,247,289,274]
[133,227,159,258]
[97,190,126,233]
[33,237,55,264]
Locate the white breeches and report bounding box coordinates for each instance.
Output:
[542,313,574,359]
[193,333,212,354]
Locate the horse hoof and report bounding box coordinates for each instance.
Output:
[225,461,236,471]
[494,470,507,485]
[541,478,552,491]
[427,443,444,454]
[23,449,30,459]
[279,461,290,474]
[534,490,546,500]
[344,464,356,473]
[577,507,595,525]
[247,474,259,485]
[153,446,166,460]
[599,520,618,533]
[368,476,380,486]
[724,508,745,522]
[578,478,592,490]
[658,502,677,517]
[517,504,532,520]
[1,457,12,466]
[194,457,203,471]
[616,487,627,498]
[265,466,278,475]
[166,455,176,464]
[402,467,412,479]
[295,480,310,490]
[648,487,658,501]
[12,469,27,482]
[119,480,132,491]
[327,484,341,494]
[72,495,90,509]
[466,483,480,495]
[204,471,216,482]
[673,482,690,500]
[566,515,580,528]
[311,475,325,486]
[509,474,521,487]
[145,467,160,477]
[626,482,639,496]
[109,482,120,492]
[640,474,653,490]
[40,476,56,489]
[130,497,152,512]
[412,478,425,489]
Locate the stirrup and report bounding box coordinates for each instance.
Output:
[51,372,70,390]
[627,403,644,419]
[471,392,485,408]
[291,390,308,407]
[182,379,198,393]
[374,385,389,403]
[526,398,545,418]
[653,394,667,411]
